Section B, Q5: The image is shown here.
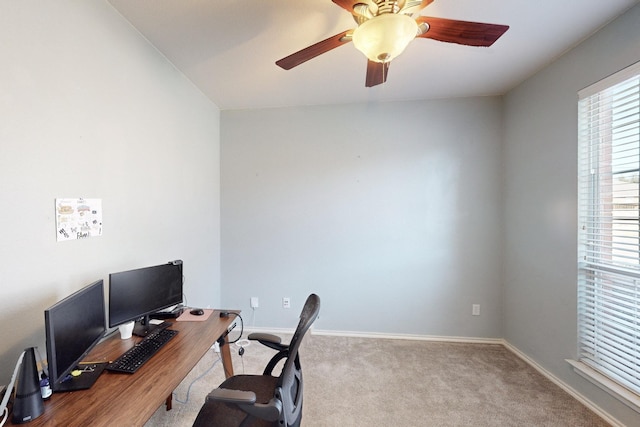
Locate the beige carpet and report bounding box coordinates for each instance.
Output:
[144,334,610,427]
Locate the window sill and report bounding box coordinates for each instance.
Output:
[566,359,640,414]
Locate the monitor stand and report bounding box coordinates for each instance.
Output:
[54,362,108,392]
[132,315,161,337]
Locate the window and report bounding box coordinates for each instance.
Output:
[577,61,640,405]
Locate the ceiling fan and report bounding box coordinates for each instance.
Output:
[276,0,509,87]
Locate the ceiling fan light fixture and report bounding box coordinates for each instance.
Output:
[352,13,418,63]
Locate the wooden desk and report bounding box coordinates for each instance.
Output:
[8,310,238,427]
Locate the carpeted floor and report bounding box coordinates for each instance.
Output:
[144,334,610,427]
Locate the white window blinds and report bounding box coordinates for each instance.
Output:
[578,61,640,396]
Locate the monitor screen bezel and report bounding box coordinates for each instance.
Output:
[44,279,106,391]
[108,261,183,329]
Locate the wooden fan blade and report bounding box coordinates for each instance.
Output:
[332,0,361,15]
[416,16,509,47]
[410,0,436,12]
[276,30,352,70]
[418,0,435,9]
[365,61,390,87]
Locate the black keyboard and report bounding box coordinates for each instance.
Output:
[106,327,178,374]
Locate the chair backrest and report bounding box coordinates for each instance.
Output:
[276,293,320,427]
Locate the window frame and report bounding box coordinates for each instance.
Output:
[574,61,640,413]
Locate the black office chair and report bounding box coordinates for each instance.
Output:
[193,294,320,427]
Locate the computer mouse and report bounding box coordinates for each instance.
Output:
[190,308,204,316]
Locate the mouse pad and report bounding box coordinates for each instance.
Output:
[176,308,213,321]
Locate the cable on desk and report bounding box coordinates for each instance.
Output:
[235,339,250,374]
[172,352,221,404]
[227,312,243,344]
[250,306,257,328]
[217,312,244,377]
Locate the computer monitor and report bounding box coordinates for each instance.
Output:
[108,260,183,336]
[44,280,107,392]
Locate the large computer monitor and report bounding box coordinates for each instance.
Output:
[44,280,107,392]
[108,260,183,336]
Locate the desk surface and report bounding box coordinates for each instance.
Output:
[8,310,237,427]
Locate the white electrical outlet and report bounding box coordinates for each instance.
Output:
[282,297,291,309]
[472,304,481,316]
[251,297,259,308]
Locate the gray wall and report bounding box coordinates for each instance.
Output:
[502,4,640,425]
[0,1,221,384]
[221,98,504,337]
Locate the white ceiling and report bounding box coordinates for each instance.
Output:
[107,0,638,110]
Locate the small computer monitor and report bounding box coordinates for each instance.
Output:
[44,280,107,392]
[108,260,183,336]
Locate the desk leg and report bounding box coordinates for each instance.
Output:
[221,335,234,378]
[165,394,172,411]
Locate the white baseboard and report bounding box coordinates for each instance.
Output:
[502,341,625,427]
[246,326,502,344]
[311,328,503,345]
[566,359,640,414]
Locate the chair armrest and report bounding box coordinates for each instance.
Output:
[240,398,283,422]
[207,388,282,422]
[248,332,288,351]
[207,388,256,404]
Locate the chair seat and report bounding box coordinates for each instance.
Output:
[193,375,279,427]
